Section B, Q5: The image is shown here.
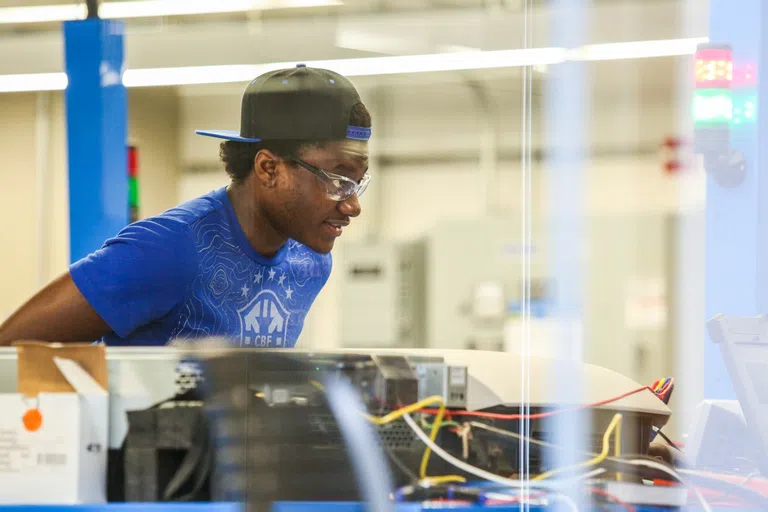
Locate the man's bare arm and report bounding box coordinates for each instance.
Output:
[0,272,111,346]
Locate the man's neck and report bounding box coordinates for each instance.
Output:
[226,182,287,258]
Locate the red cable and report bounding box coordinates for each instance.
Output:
[485,491,547,505]
[418,385,654,420]
[657,380,673,395]
[586,487,637,512]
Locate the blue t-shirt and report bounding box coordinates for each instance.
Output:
[70,187,332,347]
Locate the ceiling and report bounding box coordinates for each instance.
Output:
[0,0,704,38]
[0,0,707,97]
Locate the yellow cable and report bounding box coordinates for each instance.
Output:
[419,401,447,479]
[312,387,463,483]
[364,395,463,482]
[316,380,623,482]
[363,395,443,425]
[469,420,628,481]
[533,413,623,481]
[421,475,467,485]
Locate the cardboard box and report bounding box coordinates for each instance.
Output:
[0,342,109,504]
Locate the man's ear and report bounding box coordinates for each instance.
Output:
[253,149,279,188]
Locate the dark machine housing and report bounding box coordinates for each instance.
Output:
[198,350,663,511]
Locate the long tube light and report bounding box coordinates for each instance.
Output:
[0,72,68,93]
[577,37,708,61]
[0,0,341,24]
[0,37,708,93]
[121,48,569,87]
[0,4,86,24]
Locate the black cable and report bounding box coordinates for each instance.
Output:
[383,444,419,484]
[456,420,768,508]
[653,427,682,452]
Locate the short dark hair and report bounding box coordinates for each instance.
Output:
[220,102,372,184]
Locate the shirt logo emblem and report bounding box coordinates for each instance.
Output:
[239,290,291,347]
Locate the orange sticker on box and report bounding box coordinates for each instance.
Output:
[22,408,42,432]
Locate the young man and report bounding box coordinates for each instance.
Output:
[0,65,371,348]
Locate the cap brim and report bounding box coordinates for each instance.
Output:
[195,130,262,143]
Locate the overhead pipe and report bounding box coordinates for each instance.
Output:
[463,77,501,215]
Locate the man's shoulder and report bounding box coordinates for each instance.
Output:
[158,187,229,228]
[106,188,229,251]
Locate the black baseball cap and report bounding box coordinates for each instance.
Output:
[196,64,371,143]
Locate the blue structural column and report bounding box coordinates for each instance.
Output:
[703,0,768,399]
[63,17,128,263]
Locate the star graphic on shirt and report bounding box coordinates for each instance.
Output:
[285,286,294,300]
[241,285,249,297]
[277,273,286,286]
[254,272,263,284]
[268,268,276,281]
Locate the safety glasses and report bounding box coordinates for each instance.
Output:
[290,157,370,202]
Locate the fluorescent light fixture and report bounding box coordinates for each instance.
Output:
[101,0,262,19]
[121,48,568,87]
[101,0,341,19]
[0,72,67,93]
[0,4,85,24]
[576,37,709,61]
[124,39,705,86]
[123,64,267,87]
[0,37,708,92]
[0,0,341,24]
[263,0,342,7]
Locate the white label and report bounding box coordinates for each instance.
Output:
[449,367,466,387]
[0,395,78,476]
[37,453,67,466]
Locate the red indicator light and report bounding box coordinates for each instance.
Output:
[695,46,733,89]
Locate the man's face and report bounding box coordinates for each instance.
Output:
[268,139,369,254]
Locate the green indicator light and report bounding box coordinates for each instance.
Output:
[693,89,732,125]
[129,177,139,208]
[732,92,757,125]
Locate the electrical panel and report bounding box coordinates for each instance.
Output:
[339,241,425,348]
[413,361,468,409]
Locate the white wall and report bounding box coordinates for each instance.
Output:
[0,93,39,318]
[128,89,182,219]
[0,89,182,321]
